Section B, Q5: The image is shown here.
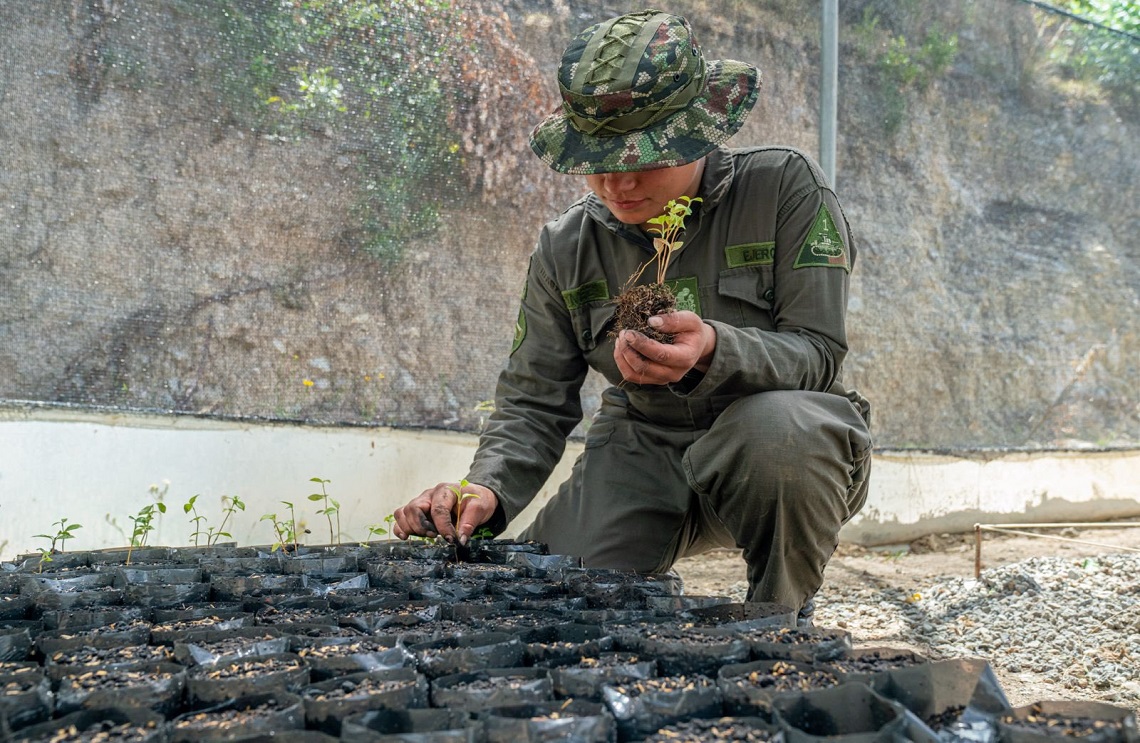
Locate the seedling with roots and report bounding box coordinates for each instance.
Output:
[614,196,702,345]
[625,196,701,288]
[307,476,341,546]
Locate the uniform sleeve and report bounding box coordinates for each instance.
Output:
[682,160,853,398]
[464,236,588,532]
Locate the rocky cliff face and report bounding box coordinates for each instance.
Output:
[1,0,1136,449]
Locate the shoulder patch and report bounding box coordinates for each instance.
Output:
[794,205,849,272]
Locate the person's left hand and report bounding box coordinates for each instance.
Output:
[614,310,716,385]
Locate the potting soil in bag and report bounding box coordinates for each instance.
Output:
[488,578,568,602]
[470,609,563,635]
[549,651,659,701]
[871,657,1010,739]
[410,578,489,604]
[747,626,853,663]
[996,700,1140,742]
[150,613,253,645]
[827,646,929,692]
[281,555,359,575]
[52,660,187,717]
[679,601,798,633]
[717,658,842,716]
[0,665,52,732]
[34,618,153,656]
[504,551,580,581]
[480,700,616,743]
[601,673,724,741]
[337,599,441,634]
[519,621,615,666]
[442,562,523,583]
[444,596,512,622]
[39,606,146,632]
[771,681,940,742]
[171,625,289,666]
[643,715,783,742]
[301,668,430,735]
[339,707,479,742]
[430,667,554,710]
[44,642,174,671]
[365,559,444,590]
[294,636,411,680]
[12,705,168,743]
[408,632,524,680]
[0,595,32,622]
[647,594,735,616]
[170,690,305,742]
[632,625,752,677]
[186,651,310,704]
[209,573,306,601]
[0,626,33,662]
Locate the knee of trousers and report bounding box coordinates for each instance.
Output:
[684,390,870,512]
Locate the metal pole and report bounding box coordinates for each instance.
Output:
[820,0,838,187]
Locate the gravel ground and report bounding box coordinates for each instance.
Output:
[674,525,1140,715]
[815,553,1140,712]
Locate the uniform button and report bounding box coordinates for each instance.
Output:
[763,288,775,303]
[582,329,592,342]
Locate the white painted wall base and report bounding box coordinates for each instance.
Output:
[3,407,1139,561]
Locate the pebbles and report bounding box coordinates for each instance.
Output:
[812,553,1140,709]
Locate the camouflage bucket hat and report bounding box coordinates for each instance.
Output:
[529,9,761,175]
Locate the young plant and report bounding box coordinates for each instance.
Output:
[307,476,341,546]
[184,495,207,546]
[185,494,244,547]
[260,501,307,553]
[360,521,387,551]
[448,479,482,526]
[626,196,701,288]
[127,502,167,565]
[213,494,245,546]
[34,518,82,572]
[613,196,702,344]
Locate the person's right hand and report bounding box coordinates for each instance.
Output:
[392,481,498,546]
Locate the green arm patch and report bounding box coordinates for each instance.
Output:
[793,204,849,272]
[561,279,610,310]
[725,242,775,267]
[510,307,526,355]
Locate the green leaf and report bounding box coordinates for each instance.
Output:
[308,494,324,501]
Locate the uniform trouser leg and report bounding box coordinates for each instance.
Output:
[681,390,872,609]
[521,389,872,611]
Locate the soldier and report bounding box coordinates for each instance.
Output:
[392,9,872,624]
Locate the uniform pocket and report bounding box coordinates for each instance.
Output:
[717,266,776,329]
[582,416,616,450]
[569,302,617,352]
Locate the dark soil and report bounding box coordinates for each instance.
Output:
[611,283,676,343]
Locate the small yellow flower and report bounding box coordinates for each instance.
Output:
[302,379,314,387]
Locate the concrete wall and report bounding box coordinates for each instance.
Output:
[3,407,1139,561]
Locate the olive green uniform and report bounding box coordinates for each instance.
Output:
[467,146,872,611]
